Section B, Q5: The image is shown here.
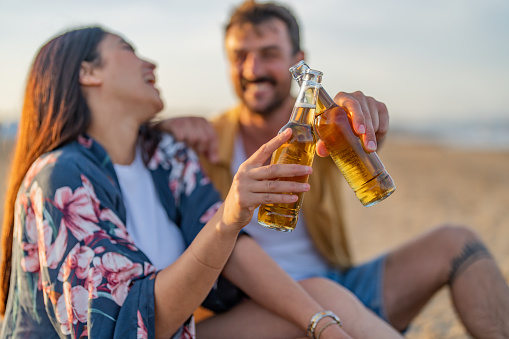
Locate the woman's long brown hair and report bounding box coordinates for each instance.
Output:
[0,27,106,316]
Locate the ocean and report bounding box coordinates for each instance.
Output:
[390,118,509,152]
[1,119,509,152]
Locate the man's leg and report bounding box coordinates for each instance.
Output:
[196,277,402,338]
[383,225,509,338]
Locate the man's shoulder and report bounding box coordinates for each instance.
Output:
[210,106,241,129]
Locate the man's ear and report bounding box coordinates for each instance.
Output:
[79,61,102,86]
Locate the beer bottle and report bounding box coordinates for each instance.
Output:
[290,61,396,207]
[257,69,322,232]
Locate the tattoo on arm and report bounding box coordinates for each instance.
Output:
[449,241,492,285]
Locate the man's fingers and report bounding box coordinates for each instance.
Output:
[375,101,389,142]
[335,91,380,152]
[342,98,366,136]
[205,130,220,163]
[316,140,329,157]
[367,97,380,133]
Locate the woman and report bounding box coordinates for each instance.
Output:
[0,27,401,338]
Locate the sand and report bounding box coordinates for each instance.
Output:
[342,134,509,338]
[1,134,508,338]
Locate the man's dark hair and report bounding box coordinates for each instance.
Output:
[225,0,301,54]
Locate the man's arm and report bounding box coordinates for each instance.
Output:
[154,116,219,163]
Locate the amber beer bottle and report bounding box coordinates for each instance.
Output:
[290,61,396,206]
[257,70,322,232]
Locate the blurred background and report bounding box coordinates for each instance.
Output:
[1,0,508,148]
[1,1,508,338]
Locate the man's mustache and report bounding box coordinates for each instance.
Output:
[241,77,277,88]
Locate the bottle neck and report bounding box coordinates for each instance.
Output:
[289,62,336,114]
[290,80,320,125]
[316,87,336,112]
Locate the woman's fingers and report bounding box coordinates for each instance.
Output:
[248,163,313,181]
[246,128,292,166]
[252,192,300,205]
[248,179,310,194]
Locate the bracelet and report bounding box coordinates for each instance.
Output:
[307,311,342,338]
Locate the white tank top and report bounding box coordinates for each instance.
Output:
[232,134,329,280]
[114,147,186,270]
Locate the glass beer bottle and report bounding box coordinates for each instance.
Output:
[257,69,322,232]
[290,61,396,207]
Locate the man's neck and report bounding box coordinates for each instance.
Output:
[238,96,295,158]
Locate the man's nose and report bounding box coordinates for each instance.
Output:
[242,53,264,80]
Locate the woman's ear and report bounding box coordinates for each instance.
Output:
[79,61,102,86]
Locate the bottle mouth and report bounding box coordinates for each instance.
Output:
[289,61,323,84]
[289,60,310,81]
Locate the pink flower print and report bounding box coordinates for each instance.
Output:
[20,241,39,273]
[169,179,180,199]
[13,196,24,244]
[143,262,157,276]
[24,154,57,189]
[29,182,68,270]
[147,134,177,170]
[20,206,39,273]
[200,176,211,186]
[84,229,113,246]
[199,202,222,224]
[147,148,165,170]
[93,246,106,254]
[183,161,199,196]
[30,182,44,227]
[58,244,95,282]
[137,310,148,339]
[93,252,142,306]
[99,208,133,243]
[56,282,89,335]
[180,320,196,339]
[80,175,101,216]
[78,135,93,148]
[53,185,100,241]
[37,219,68,270]
[85,267,102,299]
[73,246,94,279]
[42,280,61,306]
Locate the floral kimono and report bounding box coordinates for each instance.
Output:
[1,132,230,338]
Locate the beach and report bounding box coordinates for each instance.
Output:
[343,134,509,338]
[1,133,508,338]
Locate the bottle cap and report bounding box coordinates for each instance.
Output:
[289,60,309,82]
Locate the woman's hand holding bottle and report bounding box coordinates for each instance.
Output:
[221,128,312,231]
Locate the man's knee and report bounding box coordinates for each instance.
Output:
[430,224,482,255]
[430,225,493,284]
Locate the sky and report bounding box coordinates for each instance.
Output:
[0,0,508,131]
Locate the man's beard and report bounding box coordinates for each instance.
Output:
[242,94,286,117]
[240,77,287,117]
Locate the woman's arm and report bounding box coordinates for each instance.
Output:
[153,128,314,337]
[222,235,350,338]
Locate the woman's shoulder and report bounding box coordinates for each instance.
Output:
[24,140,112,194]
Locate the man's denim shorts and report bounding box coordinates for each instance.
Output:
[325,254,388,322]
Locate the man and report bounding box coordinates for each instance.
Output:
[166,1,509,337]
